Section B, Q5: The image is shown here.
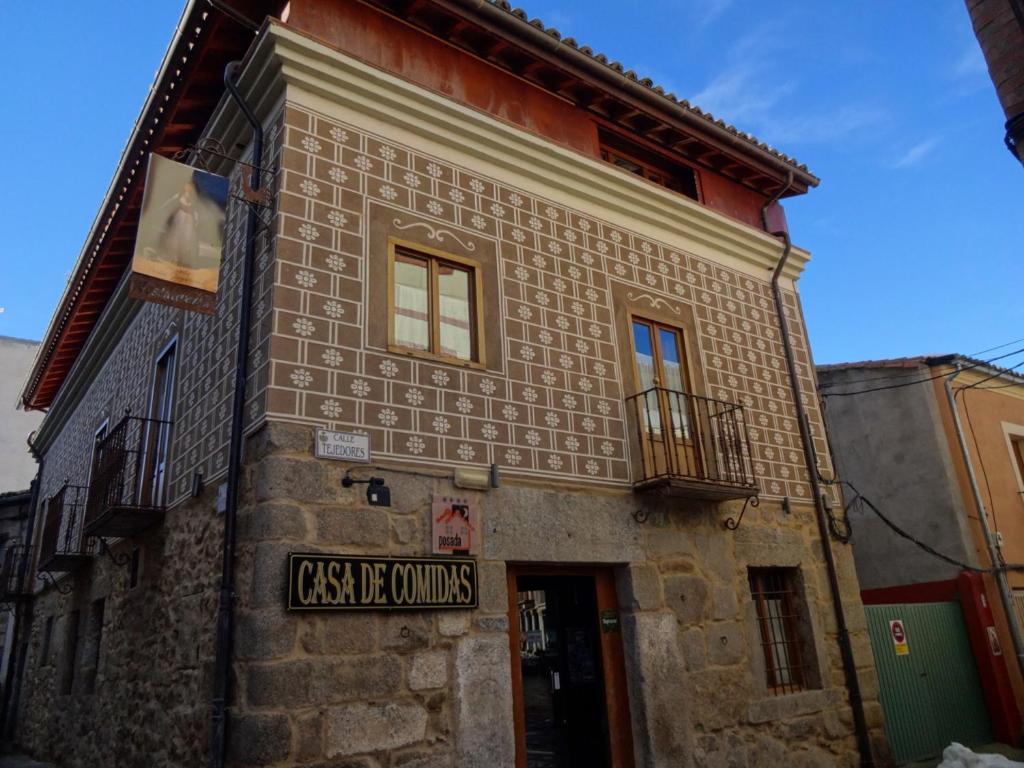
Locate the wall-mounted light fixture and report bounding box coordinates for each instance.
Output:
[342,471,392,507]
[454,464,500,491]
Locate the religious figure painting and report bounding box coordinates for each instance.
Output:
[130,153,230,314]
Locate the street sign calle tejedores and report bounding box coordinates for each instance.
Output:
[315,428,370,462]
[287,553,478,611]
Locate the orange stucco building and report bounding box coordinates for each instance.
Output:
[820,355,1024,751]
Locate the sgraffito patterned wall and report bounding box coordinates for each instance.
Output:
[36,108,284,513]
[269,103,828,500]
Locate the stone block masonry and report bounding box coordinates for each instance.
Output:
[224,421,889,768]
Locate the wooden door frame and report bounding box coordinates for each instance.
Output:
[506,564,636,768]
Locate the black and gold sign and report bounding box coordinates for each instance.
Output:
[287,554,478,611]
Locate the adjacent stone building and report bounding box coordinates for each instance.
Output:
[7,1,888,766]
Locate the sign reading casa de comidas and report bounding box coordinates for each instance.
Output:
[129,153,229,314]
[287,554,478,611]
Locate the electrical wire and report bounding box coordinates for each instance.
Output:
[820,346,1024,398]
[970,379,1024,391]
[822,476,1024,573]
[956,357,1024,392]
[818,364,944,390]
[971,336,1024,357]
[819,346,1024,391]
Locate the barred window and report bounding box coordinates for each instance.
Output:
[748,568,808,695]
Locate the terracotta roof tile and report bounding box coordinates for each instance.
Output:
[486,0,814,178]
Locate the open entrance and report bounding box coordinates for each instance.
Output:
[507,566,634,768]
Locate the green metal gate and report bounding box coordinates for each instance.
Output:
[865,602,992,764]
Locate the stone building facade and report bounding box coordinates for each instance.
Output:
[9,1,888,766]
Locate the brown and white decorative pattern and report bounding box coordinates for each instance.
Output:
[268,104,829,499]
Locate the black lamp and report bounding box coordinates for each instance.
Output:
[342,471,391,507]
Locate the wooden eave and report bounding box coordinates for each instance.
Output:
[22,1,283,411]
[361,0,818,198]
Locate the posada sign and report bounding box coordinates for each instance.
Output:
[287,554,478,611]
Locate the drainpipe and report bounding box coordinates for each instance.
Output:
[1,432,44,738]
[763,176,874,767]
[210,60,263,768]
[943,368,1024,675]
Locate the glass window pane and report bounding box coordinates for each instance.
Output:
[393,253,430,351]
[633,322,656,390]
[658,328,689,438]
[657,328,686,391]
[438,263,473,361]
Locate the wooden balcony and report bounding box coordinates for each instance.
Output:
[625,387,758,500]
[38,484,94,574]
[84,415,172,538]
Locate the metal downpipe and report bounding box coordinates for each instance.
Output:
[943,368,1024,674]
[210,60,263,768]
[764,175,874,767]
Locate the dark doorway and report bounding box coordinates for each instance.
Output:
[515,574,611,768]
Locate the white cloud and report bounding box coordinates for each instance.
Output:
[892,137,940,168]
[690,65,795,126]
[690,61,887,147]
[761,104,890,146]
[953,45,986,78]
[696,0,733,28]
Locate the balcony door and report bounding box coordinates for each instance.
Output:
[140,340,177,508]
[631,318,700,479]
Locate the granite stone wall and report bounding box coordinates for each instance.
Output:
[13,486,225,768]
[227,421,890,768]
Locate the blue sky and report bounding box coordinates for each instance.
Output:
[0,1,1019,365]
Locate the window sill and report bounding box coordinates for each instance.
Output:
[386,344,486,371]
[747,688,829,724]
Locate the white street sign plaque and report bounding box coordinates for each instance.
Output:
[315,428,370,462]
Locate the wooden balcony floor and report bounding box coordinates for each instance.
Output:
[633,475,758,501]
[84,507,164,538]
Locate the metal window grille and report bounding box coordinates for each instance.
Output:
[749,568,807,695]
[1012,589,1024,632]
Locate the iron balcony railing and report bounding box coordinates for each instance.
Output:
[625,387,758,499]
[38,484,94,573]
[0,544,36,603]
[84,414,173,538]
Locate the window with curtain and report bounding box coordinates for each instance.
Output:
[392,245,479,363]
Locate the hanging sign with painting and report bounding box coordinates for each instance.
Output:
[129,153,229,314]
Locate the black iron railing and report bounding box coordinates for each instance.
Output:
[625,387,757,496]
[0,545,36,602]
[84,414,173,538]
[39,484,94,573]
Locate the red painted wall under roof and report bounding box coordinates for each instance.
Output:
[285,0,772,231]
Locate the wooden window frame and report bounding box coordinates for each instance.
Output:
[387,237,486,368]
[597,126,702,202]
[748,567,809,695]
[1011,437,1024,493]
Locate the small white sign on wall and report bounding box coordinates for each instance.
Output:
[315,428,371,463]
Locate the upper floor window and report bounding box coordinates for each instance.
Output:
[141,339,177,508]
[599,129,700,201]
[389,241,483,365]
[1011,436,1024,490]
